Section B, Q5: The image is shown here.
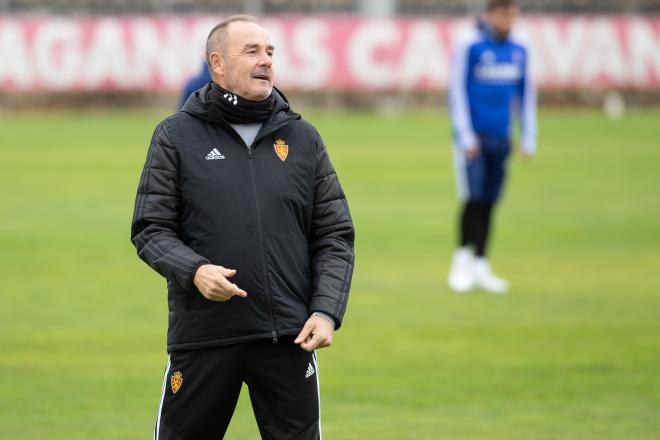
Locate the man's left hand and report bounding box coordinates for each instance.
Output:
[294,315,334,352]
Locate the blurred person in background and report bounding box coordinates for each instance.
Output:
[178,61,211,110]
[447,0,537,294]
[131,15,354,439]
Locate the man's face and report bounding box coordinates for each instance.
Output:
[213,21,274,100]
[487,5,518,38]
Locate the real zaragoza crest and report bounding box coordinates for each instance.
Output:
[171,371,183,394]
[274,139,289,161]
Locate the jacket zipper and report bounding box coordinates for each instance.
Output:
[246,144,279,343]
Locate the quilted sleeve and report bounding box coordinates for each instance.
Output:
[130,121,209,291]
[308,132,355,330]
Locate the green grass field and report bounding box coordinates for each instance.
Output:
[1,108,659,439]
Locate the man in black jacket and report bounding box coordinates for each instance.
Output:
[131,15,355,440]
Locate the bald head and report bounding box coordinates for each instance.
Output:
[205,16,275,101]
[205,15,258,67]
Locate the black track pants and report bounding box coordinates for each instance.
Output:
[154,337,321,440]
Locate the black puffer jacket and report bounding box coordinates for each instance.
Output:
[131,84,355,352]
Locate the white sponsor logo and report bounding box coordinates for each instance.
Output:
[205,148,225,160]
[475,62,522,82]
[305,362,315,379]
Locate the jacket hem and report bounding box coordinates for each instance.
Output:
[167,327,303,352]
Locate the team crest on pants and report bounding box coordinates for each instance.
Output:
[274,139,289,161]
[171,371,183,394]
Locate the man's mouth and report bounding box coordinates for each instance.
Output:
[253,73,271,82]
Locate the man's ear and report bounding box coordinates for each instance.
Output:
[209,52,225,77]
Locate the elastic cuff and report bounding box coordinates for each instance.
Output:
[312,311,336,329]
[188,259,211,291]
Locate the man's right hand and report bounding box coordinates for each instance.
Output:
[193,264,248,302]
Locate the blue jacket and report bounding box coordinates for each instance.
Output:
[178,62,212,110]
[449,19,537,154]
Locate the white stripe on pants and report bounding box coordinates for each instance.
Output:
[312,351,322,440]
[154,356,171,440]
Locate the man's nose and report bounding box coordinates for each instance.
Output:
[259,52,273,68]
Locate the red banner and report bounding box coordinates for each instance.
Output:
[0,15,658,91]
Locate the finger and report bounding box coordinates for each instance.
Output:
[301,333,320,352]
[313,330,331,348]
[312,330,332,349]
[218,278,247,298]
[229,283,248,298]
[318,335,332,348]
[219,267,237,278]
[295,322,314,344]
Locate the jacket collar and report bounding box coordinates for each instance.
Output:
[181,82,300,140]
